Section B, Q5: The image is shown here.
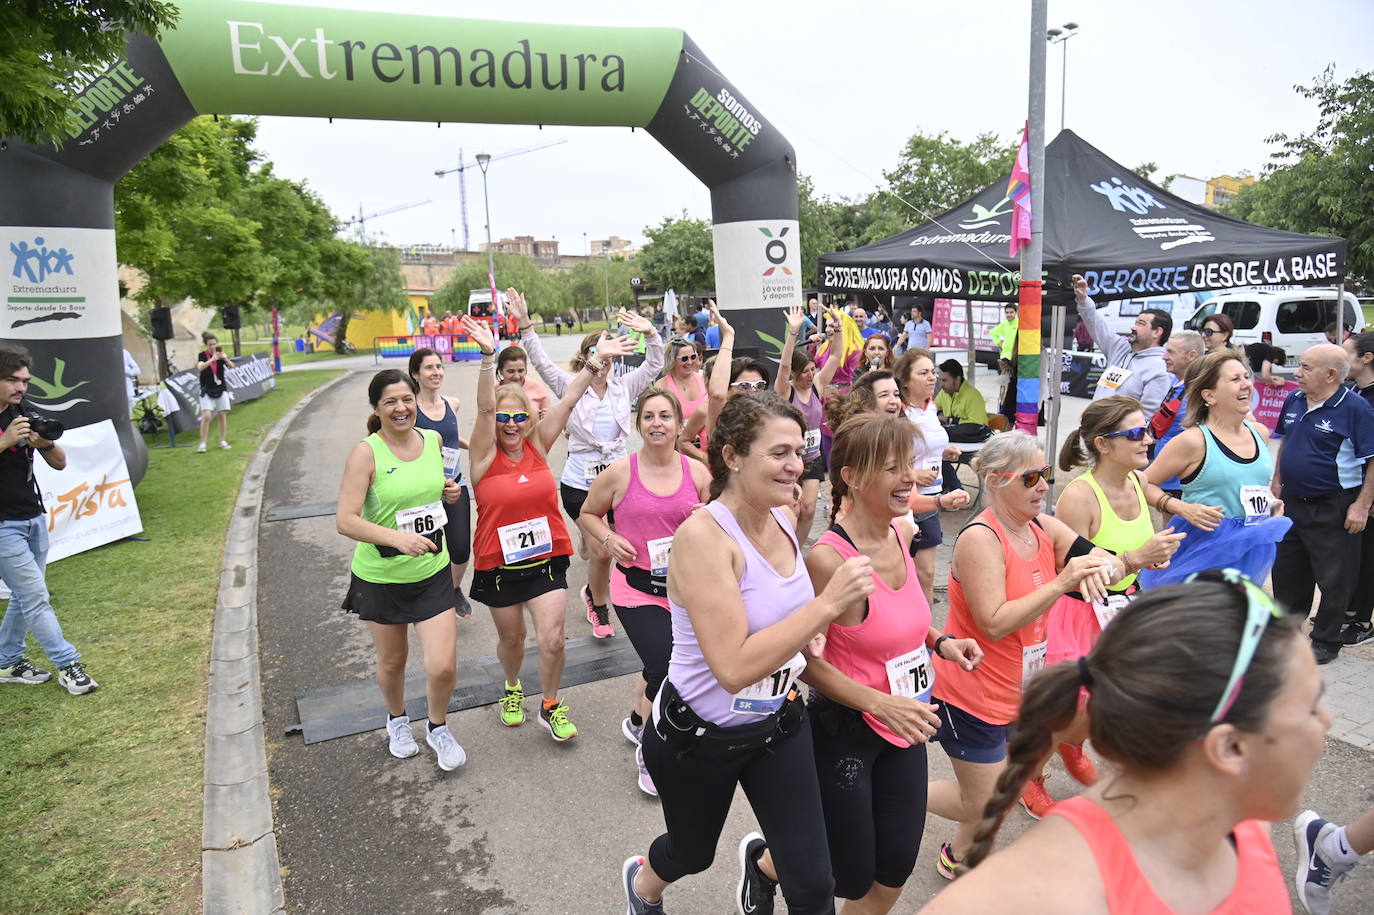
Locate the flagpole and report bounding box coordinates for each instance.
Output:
[1025,0,1052,496]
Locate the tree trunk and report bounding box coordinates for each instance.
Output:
[335,307,352,354]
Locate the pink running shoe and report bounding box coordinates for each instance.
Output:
[583,585,615,638]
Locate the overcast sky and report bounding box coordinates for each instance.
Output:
[247,0,1373,253]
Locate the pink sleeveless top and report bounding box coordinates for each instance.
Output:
[815,523,932,747]
[663,372,708,449]
[610,454,699,610]
[1049,796,1289,915]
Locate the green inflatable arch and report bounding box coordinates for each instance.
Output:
[1,0,801,483]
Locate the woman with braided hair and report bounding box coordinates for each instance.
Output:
[921,571,1325,914]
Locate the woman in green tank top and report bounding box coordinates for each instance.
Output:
[336,370,467,772]
[1016,396,1185,818]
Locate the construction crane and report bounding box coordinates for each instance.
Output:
[434,139,568,251]
[340,199,432,241]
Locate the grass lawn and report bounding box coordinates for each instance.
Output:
[0,369,342,914]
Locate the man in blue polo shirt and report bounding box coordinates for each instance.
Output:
[1271,343,1374,664]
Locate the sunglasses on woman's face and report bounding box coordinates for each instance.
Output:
[1102,425,1148,442]
[992,464,1053,488]
[495,411,530,424]
[679,353,699,364]
[730,380,768,391]
[1201,328,1223,337]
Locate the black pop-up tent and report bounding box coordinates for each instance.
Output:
[819,130,1346,305]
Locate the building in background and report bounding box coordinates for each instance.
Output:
[1169,174,1206,205]
[1206,174,1255,208]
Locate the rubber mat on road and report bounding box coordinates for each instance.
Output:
[289,635,640,744]
[263,502,338,523]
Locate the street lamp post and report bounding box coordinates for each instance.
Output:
[1046,22,1079,134]
[475,152,498,323]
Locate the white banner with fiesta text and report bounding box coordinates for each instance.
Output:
[33,419,143,563]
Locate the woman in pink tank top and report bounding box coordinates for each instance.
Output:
[747,412,982,913]
[921,571,1329,914]
[660,338,708,449]
[578,386,711,797]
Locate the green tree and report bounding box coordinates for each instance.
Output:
[242,167,339,321]
[560,255,639,319]
[430,253,560,317]
[1226,67,1374,286]
[2,0,179,147]
[872,130,1015,231]
[321,243,408,353]
[640,211,715,293]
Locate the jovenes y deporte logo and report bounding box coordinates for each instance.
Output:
[759,227,791,277]
[10,237,75,285]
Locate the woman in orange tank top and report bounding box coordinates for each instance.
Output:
[927,431,1125,880]
[921,572,1329,914]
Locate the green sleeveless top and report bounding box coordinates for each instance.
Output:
[351,429,451,585]
[1080,470,1154,591]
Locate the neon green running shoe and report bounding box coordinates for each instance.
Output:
[539,701,578,742]
[499,681,525,727]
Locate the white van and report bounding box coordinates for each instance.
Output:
[1183,288,1361,365]
[466,287,509,317]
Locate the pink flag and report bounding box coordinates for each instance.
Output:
[1008,122,1032,257]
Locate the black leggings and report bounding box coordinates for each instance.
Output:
[442,486,472,566]
[642,709,835,914]
[810,701,928,900]
[614,603,671,701]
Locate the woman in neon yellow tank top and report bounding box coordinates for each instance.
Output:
[336,370,467,771]
[1020,396,1185,818]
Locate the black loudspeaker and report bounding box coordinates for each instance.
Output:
[149,306,173,340]
[220,305,241,330]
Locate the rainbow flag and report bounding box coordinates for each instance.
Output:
[1008,122,1032,258]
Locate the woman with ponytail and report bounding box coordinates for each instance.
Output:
[922,571,1327,914]
[743,412,981,914]
[335,370,468,771]
[1028,396,1186,816]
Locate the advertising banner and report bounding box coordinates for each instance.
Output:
[33,420,143,563]
[1251,379,1300,436]
[162,352,277,432]
[931,299,999,350]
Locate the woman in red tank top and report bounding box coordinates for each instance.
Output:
[463,311,636,743]
[921,573,1329,915]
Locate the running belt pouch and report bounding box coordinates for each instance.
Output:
[945,422,992,443]
[618,563,667,598]
[375,528,444,558]
[655,679,803,757]
[808,691,863,737]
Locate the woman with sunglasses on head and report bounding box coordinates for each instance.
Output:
[465,316,636,742]
[660,336,709,460]
[336,370,468,771]
[746,412,983,914]
[923,571,1324,914]
[894,349,970,609]
[1141,351,1290,588]
[1201,312,1237,355]
[578,387,712,797]
[777,303,843,543]
[408,348,476,618]
[622,392,876,915]
[513,289,664,641]
[495,344,552,419]
[926,431,1123,881]
[1026,396,1186,817]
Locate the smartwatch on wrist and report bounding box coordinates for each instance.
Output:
[934,633,957,659]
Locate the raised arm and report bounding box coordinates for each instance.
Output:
[1071,273,1116,357]
[510,288,573,395]
[774,303,807,400]
[538,333,637,451]
[705,301,734,431]
[462,316,500,482]
[616,310,665,398]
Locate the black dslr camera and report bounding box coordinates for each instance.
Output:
[19,401,63,441]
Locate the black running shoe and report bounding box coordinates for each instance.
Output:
[736,832,776,915]
[1342,623,1374,646]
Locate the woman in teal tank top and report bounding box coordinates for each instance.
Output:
[336,370,467,772]
[1141,352,1292,588]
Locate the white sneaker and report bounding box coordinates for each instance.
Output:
[636,745,658,797]
[218,440,231,450]
[425,723,467,771]
[196,443,207,453]
[386,715,418,758]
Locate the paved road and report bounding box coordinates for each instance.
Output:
[259,337,1374,912]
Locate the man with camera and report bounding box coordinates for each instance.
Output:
[196,332,232,453]
[0,346,97,694]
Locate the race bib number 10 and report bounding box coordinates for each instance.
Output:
[1239,485,1272,525]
